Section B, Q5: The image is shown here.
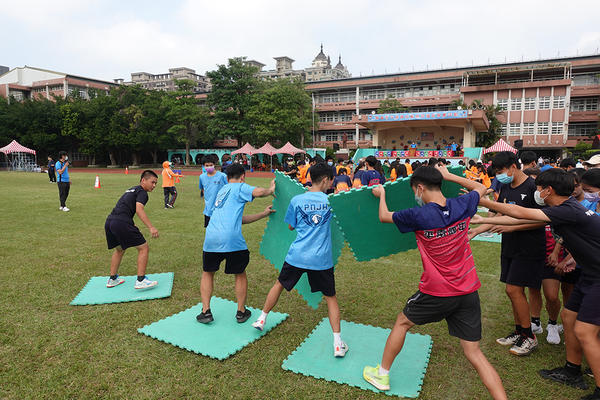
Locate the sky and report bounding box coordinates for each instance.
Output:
[2,0,600,83]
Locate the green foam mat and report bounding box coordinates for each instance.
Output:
[282,318,432,397]
[328,166,465,262]
[138,297,288,360]
[70,272,174,305]
[471,232,502,243]
[260,171,344,309]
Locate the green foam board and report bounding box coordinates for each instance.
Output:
[282,318,432,397]
[70,272,174,305]
[260,172,344,309]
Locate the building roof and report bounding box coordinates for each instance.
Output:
[334,55,345,70]
[314,44,328,62]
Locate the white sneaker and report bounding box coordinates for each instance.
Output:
[106,276,125,288]
[546,324,561,344]
[479,231,494,238]
[134,277,158,289]
[531,321,543,334]
[509,335,538,356]
[557,324,564,334]
[59,206,64,210]
[252,318,265,331]
[62,207,70,212]
[334,341,349,358]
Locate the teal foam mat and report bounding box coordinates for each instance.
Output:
[70,272,174,305]
[328,166,465,262]
[282,318,432,397]
[260,171,344,309]
[471,232,502,243]
[138,297,288,360]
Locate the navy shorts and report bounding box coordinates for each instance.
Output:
[278,262,336,297]
[403,290,482,342]
[105,219,146,250]
[202,250,250,274]
[564,279,600,326]
[543,265,582,285]
[500,256,544,289]
[204,215,211,228]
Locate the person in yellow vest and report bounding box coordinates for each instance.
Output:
[162,161,184,209]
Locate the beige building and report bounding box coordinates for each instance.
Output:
[117,67,211,93]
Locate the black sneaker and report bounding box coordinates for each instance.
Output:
[236,309,251,323]
[581,389,600,400]
[539,366,589,390]
[583,368,594,378]
[196,309,213,323]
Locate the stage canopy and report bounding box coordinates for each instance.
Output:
[483,138,517,154]
[275,142,306,155]
[231,142,258,155]
[0,140,36,155]
[255,142,279,156]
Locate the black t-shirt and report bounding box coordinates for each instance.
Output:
[497,176,545,260]
[542,197,600,282]
[106,185,149,224]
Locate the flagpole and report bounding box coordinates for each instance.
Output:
[312,93,315,153]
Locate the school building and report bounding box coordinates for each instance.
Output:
[308,54,600,160]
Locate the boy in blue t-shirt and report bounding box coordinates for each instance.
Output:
[56,151,71,211]
[198,155,228,228]
[251,163,348,358]
[197,164,275,324]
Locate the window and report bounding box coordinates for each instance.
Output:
[346,133,355,141]
[339,112,353,122]
[523,123,535,135]
[71,152,87,161]
[324,133,338,141]
[568,123,597,136]
[322,94,338,103]
[319,113,336,122]
[552,122,564,135]
[509,123,521,135]
[524,97,536,110]
[538,96,550,109]
[537,122,549,135]
[50,85,63,91]
[364,90,385,100]
[339,92,355,102]
[510,98,522,111]
[497,98,508,110]
[571,99,599,111]
[552,95,565,109]
[499,124,507,136]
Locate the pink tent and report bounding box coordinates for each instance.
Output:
[231,142,258,155]
[275,142,306,155]
[255,142,279,171]
[0,140,36,155]
[483,138,517,154]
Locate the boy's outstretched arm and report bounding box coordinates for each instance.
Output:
[372,185,394,223]
[252,179,276,198]
[136,202,159,238]
[242,205,275,224]
[479,198,550,222]
[435,164,487,197]
[471,214,543,226]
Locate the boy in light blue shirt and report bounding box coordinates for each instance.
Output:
[197,164,275,324]
[198,155,228,228]
[251,162,348,358]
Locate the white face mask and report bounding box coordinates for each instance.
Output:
[414,186,424,207]
[584,191,600,202]
[534,189,549,206]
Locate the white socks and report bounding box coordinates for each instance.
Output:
[333,332,343,347]
[379,365,389,376]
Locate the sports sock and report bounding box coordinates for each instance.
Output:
[565,361,581,376]
[516,324,522,335]
[548,319,557,325]
[531,317,540,325]
[378,365,389,376]
[522,326,534,339]
[333,332,342,347]
[110,275,118,281]
[137,275,145,282]
[258,311,268,323]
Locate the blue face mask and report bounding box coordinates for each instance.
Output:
[327,161,333,166]
[496,170,514,184]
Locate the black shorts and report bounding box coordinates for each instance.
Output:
[543,265,582,285]
[105,219,146,250]
[202,250,250,274]
[403,290,482,342]
[500,256,544,289]
[204,215,211,228]
[564,279,600,326]
[278,262,336,297]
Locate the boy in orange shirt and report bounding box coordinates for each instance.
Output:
[162,161,184,209]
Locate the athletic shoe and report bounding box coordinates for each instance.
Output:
[546,324,560,344]
[252,318,265,331]
[496,331,520,346]
[134,277,158,289]
[167,204,174,209]
[531,321,543,334]
[558,324,564,334]
[236,309,251,323]
[509,335,538,356]
[479,231,494,238]
[62,207,70,212]
[106,276,125,288]
[580,391,600,400]
[539,366,588,390]
[196,309,213,323]
[334,341,348,358]
[583,368,594,378]
[363,365,390,391]
[59,206,64,210]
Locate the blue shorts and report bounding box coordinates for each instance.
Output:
[105,219,146,250]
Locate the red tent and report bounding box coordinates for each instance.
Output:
[0,140,37,171]
[275,142,306,155]
[231,142,258,155]
[483,139,517,154]
[0,140,36,155]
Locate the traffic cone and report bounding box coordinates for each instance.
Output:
[94,175,101,189]
[175,176,180,183]
[125,167,129,174]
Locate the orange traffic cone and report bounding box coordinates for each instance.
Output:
[94,175,101,189]
[175,176,180,183]
[125,167,129,174]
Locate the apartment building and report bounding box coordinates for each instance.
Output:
[119,67,211,93]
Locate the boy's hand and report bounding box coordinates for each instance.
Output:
[434,163,450,177]
[371,184,385,198]
[264,205,275,215]
[150,227,159,238]
[547,251,559,267]
[270,179,276,197]
[471,214,485,224]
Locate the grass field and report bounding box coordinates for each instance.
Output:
[0,170,592,399]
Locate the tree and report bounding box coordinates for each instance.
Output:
[206,57,260,147]
[476,104,506,148]
[377,95,408,114]
[449,98,469,110]
[247,77,312,147]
